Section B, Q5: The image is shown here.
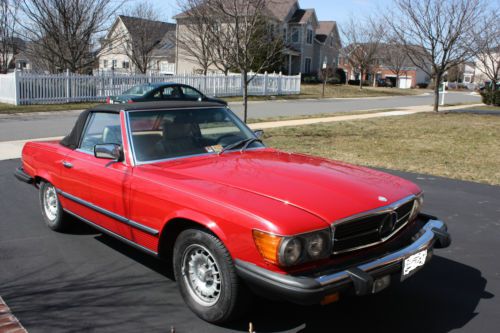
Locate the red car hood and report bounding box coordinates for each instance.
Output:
[147,149,421,223]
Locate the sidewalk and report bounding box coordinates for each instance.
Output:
[0,103,484,161]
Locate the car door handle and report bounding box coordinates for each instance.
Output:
[62,161,73,169]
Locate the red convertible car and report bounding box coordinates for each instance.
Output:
[15,101,450,323]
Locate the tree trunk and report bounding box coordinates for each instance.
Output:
[359,70,363,90]
[433,73,441,112]
[396,74,399,89]
[243,70,248,123]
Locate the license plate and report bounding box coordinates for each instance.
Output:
[402,250,427,279]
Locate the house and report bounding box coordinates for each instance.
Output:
[474,46,500,85]
[174,0,341,75]
[0,37,35,73]
[338,43,430,88]
[98,15,176,75]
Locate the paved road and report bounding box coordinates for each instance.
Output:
[1,158,498,332]
[0,92,481,141]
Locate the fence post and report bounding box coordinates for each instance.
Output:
[110,69,115,96]
[213,73,217,97]
[263,71,268,96]
[277,71,282,95]
[66,69,70,103]
[149,71,152,84]
[14,70,20,105]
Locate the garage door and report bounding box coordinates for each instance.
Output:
[398,77,412,89]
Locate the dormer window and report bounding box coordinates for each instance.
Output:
[306,28,313,44]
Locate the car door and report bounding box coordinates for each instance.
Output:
[60,111,133,239]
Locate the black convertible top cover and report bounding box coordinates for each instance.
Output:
[59,110,91,150]
[59,101,225,150]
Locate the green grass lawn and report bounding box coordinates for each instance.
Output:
[263,112,500,185]
[0,102,102,114]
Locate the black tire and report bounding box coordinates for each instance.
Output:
[39,181,68,231]
[173,228,251,323]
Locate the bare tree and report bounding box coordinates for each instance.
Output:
[388,0,483,111]
[0,0,19,73]
[19,0,122,73]
[341,16,385,90]
[382,39,411,88]
[468,10,500,86]
[118,2,174,74]
[176,0,214,75]
[207,0,285,122]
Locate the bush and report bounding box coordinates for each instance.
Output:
[302,75,320,84]
[417,83,429,89]
[480,90,500,106]
[348,79,369,86]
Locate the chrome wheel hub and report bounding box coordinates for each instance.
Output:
[182,244,222,306]
[43,185,58,222]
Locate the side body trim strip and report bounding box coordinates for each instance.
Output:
[57,189,159,236]
[64,209,158,256]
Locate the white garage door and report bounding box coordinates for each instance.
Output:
[398,77,412,89]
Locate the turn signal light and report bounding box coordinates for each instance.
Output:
[252,230,282,265]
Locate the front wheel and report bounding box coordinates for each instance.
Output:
[39,182,68,231]
[173,229,251,323]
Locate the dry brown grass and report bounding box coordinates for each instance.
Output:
[264,112,500,185]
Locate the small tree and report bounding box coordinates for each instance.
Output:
[176,0,214,75]
[341,16,385,90]
[0,0,19,73]
[383,39,410,88]
[388,0,483,111]
[203,0,285,122]
[119,3,174,74]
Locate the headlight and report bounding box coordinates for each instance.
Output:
[280,238,302,266]
[410,193,424,221]
[253,229,331,267]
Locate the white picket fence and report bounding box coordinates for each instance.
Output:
[0,70,301,105]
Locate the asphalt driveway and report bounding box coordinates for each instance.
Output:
[0,158,498,332]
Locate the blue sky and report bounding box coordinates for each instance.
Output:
[135,0,393,23]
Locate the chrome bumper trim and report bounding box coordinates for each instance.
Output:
[317,219,446,286]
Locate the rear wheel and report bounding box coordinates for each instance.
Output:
[173,229,251,323]
[39,182,68,231]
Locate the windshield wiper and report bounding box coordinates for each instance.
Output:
[219,138,263,155]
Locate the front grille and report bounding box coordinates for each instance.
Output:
[332,197,416,254]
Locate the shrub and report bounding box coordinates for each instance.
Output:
[348,79,369,86]
[302,75,320,84]
[480,90,500,106]
[417,83,429,89]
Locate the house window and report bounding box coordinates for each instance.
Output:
[122,61,130,69]
[103,60,108,68]
[283,27,288,42]
[112,59,117,68]
[330,34,334,47]
[306,29,313,44]
[305,58,312,74]
[291,28,300,43]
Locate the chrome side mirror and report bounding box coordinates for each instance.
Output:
[94,143,123,161]
[254,129,264,139]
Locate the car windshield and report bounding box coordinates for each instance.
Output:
[122,85,157,96]
[128,107,264,162]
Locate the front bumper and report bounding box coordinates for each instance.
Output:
[14,167,34,184]
[235,216,450,305]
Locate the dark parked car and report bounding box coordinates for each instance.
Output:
[107,83,227,105]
